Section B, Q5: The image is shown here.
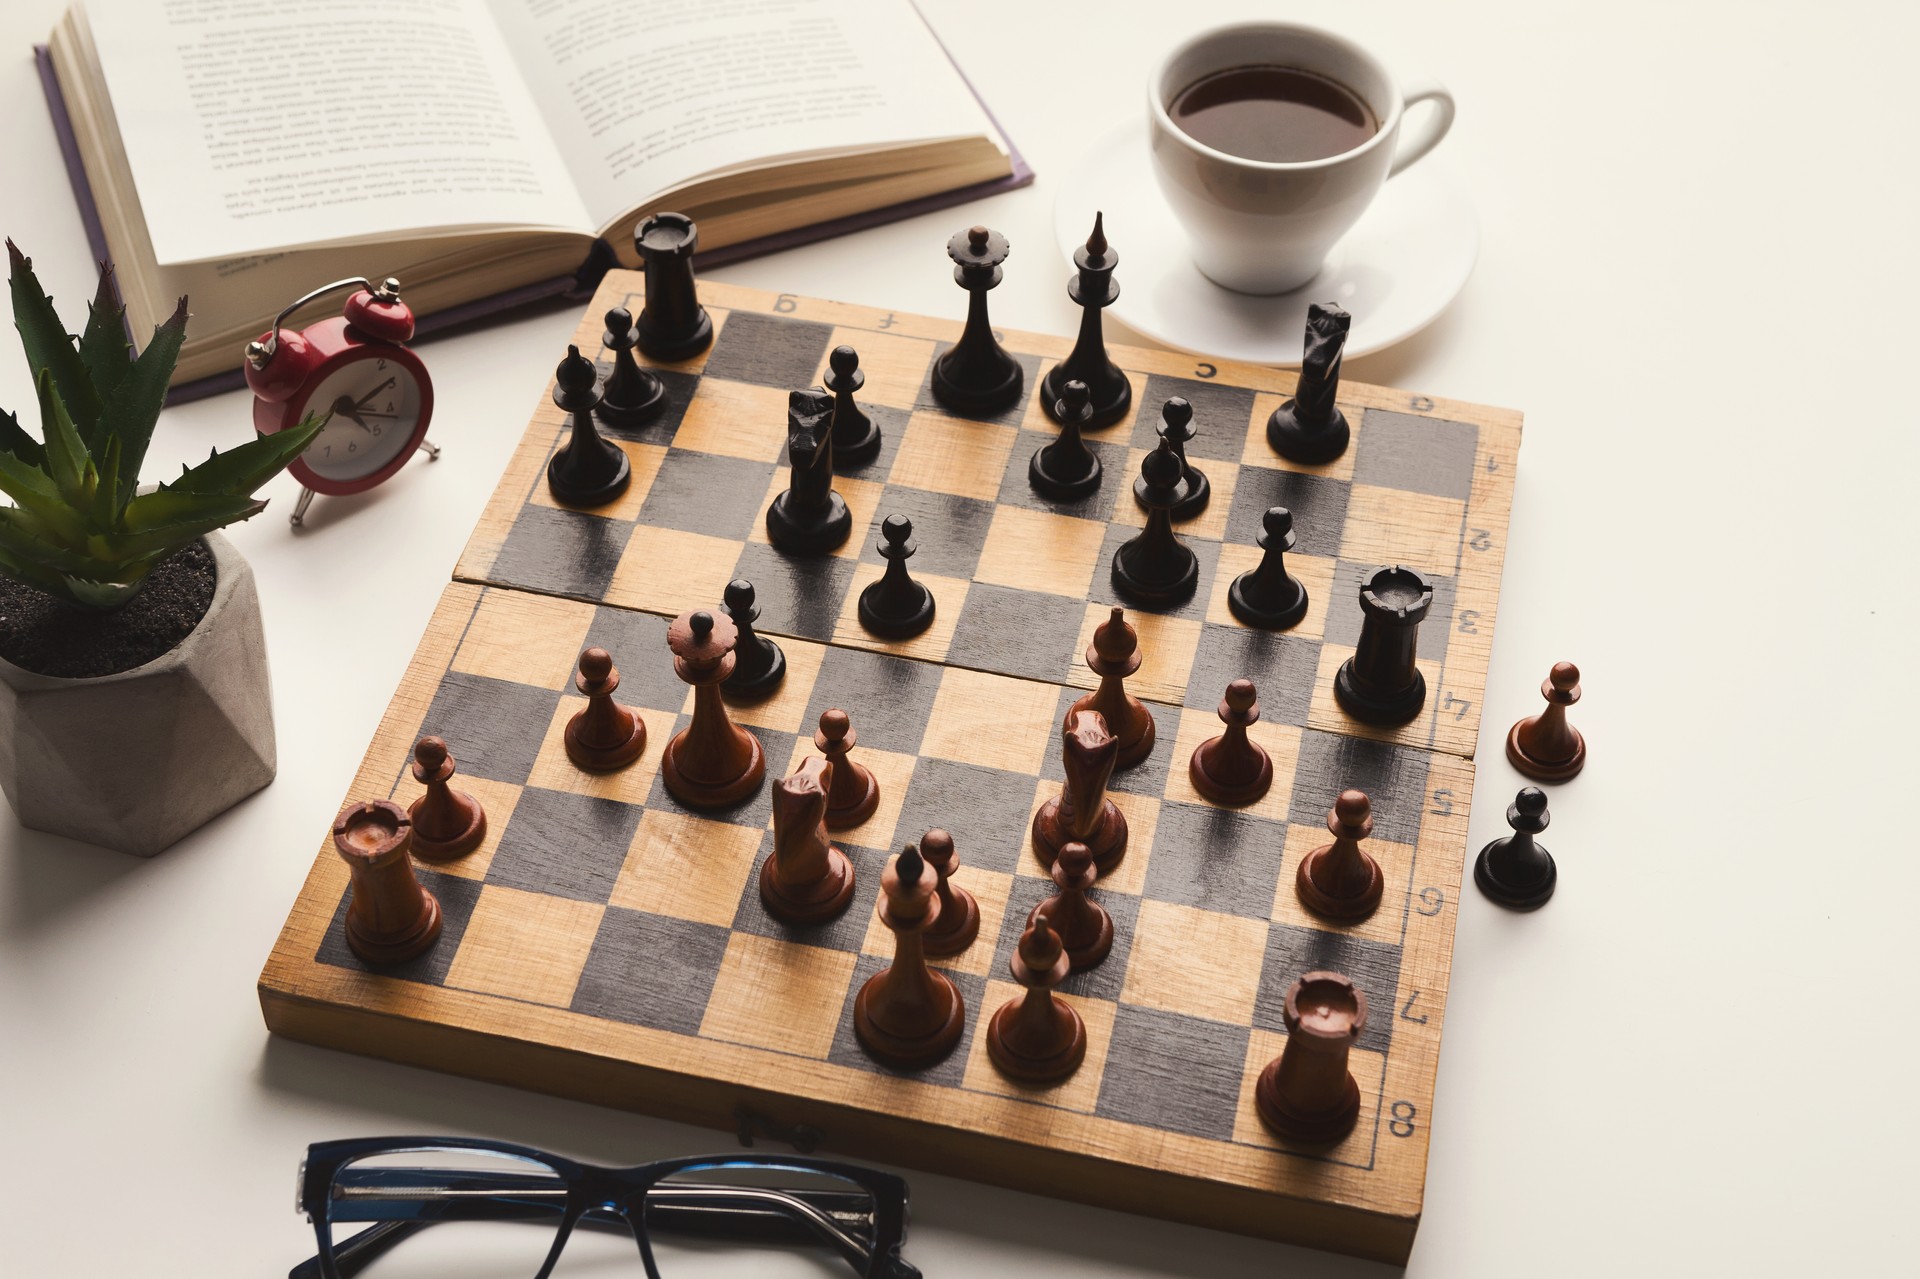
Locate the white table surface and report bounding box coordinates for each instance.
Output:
[3,2,1916,1275]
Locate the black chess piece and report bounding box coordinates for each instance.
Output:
[546,344,630,506]
[1474,787,1557,910]
[1228,507,1309,630]
[722,578,785,701]
[824,345,881,466]
[1334,565,1434,725]
[1267,303,1352,464]
[1040,211,1130,428]
[1111,439,1199,605]
[1028,379,1102,501]
[1132,397,1209,519]
[633,212,713,360]
[858,514,936,638]
[765,390,851,554]
[929,225,1023,415]
[595,305,665,426]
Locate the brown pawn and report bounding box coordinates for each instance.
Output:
[1031,709,1128,872]
[564,647,648,772]
[334,800,441,965]
[1295,789,1385,921]
[1506,661,1587,782]
[1028,840,1111,971]
[815,709,879,830]
[854,845,966,1069]
[759,756,856,924]
[987,912,1087,1084]
[919,829,981,958]
[1069,606,1156,769]
[1187,678,1273,805]
[1255,972,1367,1144]
[661,610,766,808]
[406,736,486,862]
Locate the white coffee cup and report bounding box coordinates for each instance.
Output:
[1148,23,1456,295]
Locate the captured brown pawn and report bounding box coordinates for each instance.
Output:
[1255,972,1367,1144]
[334,800,441,965]
[759,756,856,924]
[815,709,879,830]
[1506,660,1587,782]
[1027,840,1111,971]
[661,609,766,809]
[1188,678,1273,806]
[406,735,485,862]
[854,845,966,1069]
[987,912,1087,1084]
[1031,709,1128,872]
[1295,789,1384,921]
[564,647,648,773]
[1068,606,1156,769]
[919,829,980,958]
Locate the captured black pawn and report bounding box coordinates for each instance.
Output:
[595,305,665,426]
[1132,397,1208,519]
[1229,507,1309,630]
[858,514,936,639]
[633,212,713,360]
[721,579,785,701]
[1028,379,1102,501]
[1040,211,1131,427]
[1267,303,1352,464]
[546,344,630,506]
[1333,566,1433,725]
[824,345,881,465]
[765,390,851,554]
[1111,438,1199,605]
[930,225,1023,415]
[1474,787,1557,910]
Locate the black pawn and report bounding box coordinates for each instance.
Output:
[1228,507,1309,630]
[633,212,713,361]
[1333,565,1434,725]
[1267,303,1352,464]
[546,344,630,507]
[595,305,665,426]
[1040,211,1131,428]
[1474,787,1557,910]
[825,345,881,465]
[765,390,851,554]
[1132,397,1209,519]
[929,225,1023,415]
[1028,379,1102,501]
[858,514,936,639]
[1111,439,1199,605]
[722,579,786,701]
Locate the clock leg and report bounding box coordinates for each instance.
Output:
[289,487,316,528]
[417,439,442,461]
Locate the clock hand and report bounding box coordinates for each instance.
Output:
[327,396,375,433]
[350,377,397,413]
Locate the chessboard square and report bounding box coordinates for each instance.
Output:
[748,471,885,561]
[1341,485,1468,580]
[606,525,750,619]
[444,884,603,1007]
[1256,922,1402,1055]
[1146,801,1294,919]
[1119,898,1267,1025]
[1352,408,1479,500]
[1307,644,1447,751]
[490,505,633,603]
[832,404,911,480]
[1227,467,1352,560]
[921,666,1061,775]
[1093,1004,1252,1141]
[570,908,733,1036]
[829,563,965,663]
[1204,545,1337,641]
[1105,449,1239,543]
[724,635,825,734]
[994,873,1141,1004]
[1322,560,1456,664]
[856,487,995,580]
[645,721,789,831]
[1233,1028,1385,1159]
[912,866,1014,979]
[611,808,764,927]
[1287,727,1433,847]
[1042,686,1175,799]
[1270,823,1414,947]
[815,327,936,409]
[1160,706,1302,825]
[700,310,835,389]
[1187,624,1322,728]
[582,607,682,709]
[975,505,1108,599]
[993,430,1132,519]
[827,954,986,1085]
[419,672,561,785]
[637,450,777,541]
[484,786,643,902]
[1016,367,1148,436]
[776,736,915,852]
[887,411,1018,501]
[391,775,522,882]
[948,583,1085,685]
[895,758,1040,876]
[1066,605,1203,706]
[1094,521,1224,624]
[914,344,1045,427]
[1129,375,1258,462]
[526,697,671,806]
[699,932,858,1059]
[451,588,596,691]
[667,379,791,463]
[961,978,1117,1113]
[727,542,858,644]
[594,367,700,445]
[805,647,944,754]
[314,867,482,987]
[1242,393,1359,482]
[731,838,890,954]
[529,440,665,523]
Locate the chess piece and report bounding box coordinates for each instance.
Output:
[1254,972,1367,1143]
[759,756,857,924]
[1188,678,1273,806]
[595,305,665,425]
[1068,605,1155,770]
[1028,379,1102,501]
[564,647,648,772]
[824,345,881,465]
[546,344,630,506]
[1334,566,1434,726]
[1039,211,1131,428]
[919,829,981,958]
[1027,840,1111,971]
[334,800,441,965]
[986,912,1087,1084]
[1506,662,1587,782]
[854,845,967,1069]
[1474,787,1557,910]
[815,709,880,830]
[1295,790,1384,921]
[1031,709,1128,872]
[661,609,767,809]
[406,736,486,862]
[1228,507,1309,630]
[632,212,712,360]
[721,579,785,701]
[929,225,1023,415]
[1132,398,1209,519]
[1111,439,1199,605]
[858,515,937,639]
[1266,303,1352,464]
[766,389,851,554]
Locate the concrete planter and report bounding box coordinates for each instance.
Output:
[0,532,277,856]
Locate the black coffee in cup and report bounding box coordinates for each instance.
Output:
[1169,65,1378,163]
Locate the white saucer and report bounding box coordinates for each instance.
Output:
[1052,119,1479,366]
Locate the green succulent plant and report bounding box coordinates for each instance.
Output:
[0,241,320,609]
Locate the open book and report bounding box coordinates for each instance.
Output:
[41,0,1027,395]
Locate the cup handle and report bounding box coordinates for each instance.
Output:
[1388,77,1455,178]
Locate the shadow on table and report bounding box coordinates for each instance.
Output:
[0,824,148,934]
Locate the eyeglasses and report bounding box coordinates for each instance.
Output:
[293,1137,920,1279]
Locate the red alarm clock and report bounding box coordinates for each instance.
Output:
[244,276,439,526]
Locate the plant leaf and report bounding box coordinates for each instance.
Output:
[0,542,82,603]
[102,294,187,503]
[0,407,44,468]
[90,434,121,529]
[7,240,101,448]
[0,447,85,542]
[166,414,324,497]
[121,486,258,534]
[76,261,133,419]
[109,496,265,559]
[34,369,92,505]
[0,507,102,575]
[59,573,143,609]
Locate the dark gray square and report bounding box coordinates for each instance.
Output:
[1144,801,1291,919]
[807,647,943,755]
[1129,375,1257,462]
[420,672,560,785]
[644,720,791,830]
[589,365,700,445]
[1187,625,1321,727]
[582,607,683,710]
[1227,468,1351,559]
[1352,409,1478,501]
[486,787,644,902]
[1096,520,1224,623]
[315,868,483,986]
[827,953,985,1084]
[729,838,891,953]
[701,311,835,390]
[1042,685,1175,798]
[894,758,1037,876]
[994,430,1132,518]
[994,872,1140,1003]
[1095,1005,1251,1141]
[491,505,633,604]
[571,909,732,1034]
[857,487,995,580]
[1323,561,1455,665]
[914,344,1046,426]
[639,450,778,541]
[727,542,857,644]
[831,403,911,479]
[947,583,1085,685]
[1287,729,1431,845]
[1256,922,1401,1054]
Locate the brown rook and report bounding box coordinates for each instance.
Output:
[919,829,980,957]
[565,647,648,772]
[1032,709,1128,872]
[759,756,856,924]
[661,609,766,808]
[854,845,966,1069]
[1507,660,1587,781]
[986,912,1087,1084]
[1255,972,1368,1144]
[1027,840,1111,971]
[1295,789,1385,921]
[1069,606,1156,769]
[334,800,441,965]
[816,709,880,830]
[1188,678,1273,806]
[406,736,486,862]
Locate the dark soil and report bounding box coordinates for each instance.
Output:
[0,539,218,679]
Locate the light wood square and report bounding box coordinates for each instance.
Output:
[606,525,746,617]
[1241,392,1359,481]
[450,588,596,691]
[1106,448,1240,543]
[699,932,857,1059]
[1161,706,1303,825]
[611,808,764,928]
[1065,604,1203,705]
[670,379,792,462]
[392,776,521,881]
[960,979,1118,1112]
[1307,644,1447,749]
[1270,822,1414,945]
[445,885,603,1007]
[725,636,825,733]
[777,735,917,852]
[1203,545,1338,642]
[829,562,967,663]
[1120,898,1268,1025]
[920,666,1061,775]
[1018,782,1159,897]
[975,505,1108,600]
[747,472,885,560]
[1340,484,1468,574]
[594,294,730,374]
[887,411,1017,501]
[525,697,674,805]
[861,865,1013,979]
[1015,368,1148,435]
[1232,1028,1385,1154]
[813,327,936,409]
[529,440,665,522]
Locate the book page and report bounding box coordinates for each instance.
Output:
[490,0,1001,228]
[84,0,592,264]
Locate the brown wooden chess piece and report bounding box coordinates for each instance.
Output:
[1027,840,1111,971]
[405,735,486,862]
[1031,709,1128,872]
[759,756,856,924]
[1069,606,1155,769]
[854,845,966,1069]
[1187,678,1273,806]
[334,800,441,965]
[1255,972,1367,1144]
[661,609,766,808]
[919,829,980,958]
[815,709,879,830]
[564,647,648,772]
[986,912,1086,1084]
[1295,789,1385,921]
[1506,661,1587,782]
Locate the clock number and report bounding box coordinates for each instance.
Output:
[347,441,357,454]
[1389,1102,1418,1137]
[370,424,382,437]
[322,445,331,458]
[377,358,388,370]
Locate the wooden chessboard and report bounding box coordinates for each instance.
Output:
[260,276,1522,1263]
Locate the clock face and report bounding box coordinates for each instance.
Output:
[298,353,426,483]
